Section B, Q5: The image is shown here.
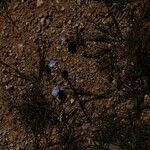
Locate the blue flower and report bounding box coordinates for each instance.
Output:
[51,86,60,97]
[48,59,57,68]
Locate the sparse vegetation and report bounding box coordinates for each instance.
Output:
[0,0,149,149]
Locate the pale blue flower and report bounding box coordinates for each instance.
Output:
[51,86,60,97]
[48,59,57,68]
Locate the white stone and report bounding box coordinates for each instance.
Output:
[61,7,65,11]
[37,0,44,7]
[70,98,75,104]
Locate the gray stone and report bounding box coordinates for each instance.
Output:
[40,17,45,26]
[5,85,14,91]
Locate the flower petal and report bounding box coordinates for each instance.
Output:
[51,86,60,97]
[48,59,57,68]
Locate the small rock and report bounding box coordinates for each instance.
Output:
[52,29,56,33]
[126,102,134,110]
[37,0,44,7]
[56,0,59,3]
[79,79,84,83]
[18,43,23,49]
[13,4,18,10]
[108,43,112,48]
[38,13,44,18]
[40,17,45,26]
[68,20,72,25]
[77,0,82,5]
[25,22,30,26]
[36,25,41,33]
[144,94,150,105]
[10,143,14,147]
[61,7,65,11]
[49,11,53,16]
[2,131,7,136]
[45,19,50,27]
[112,79,117,87]
[70,98,75,104]
[5,85,13,90]
[3,26,6,30]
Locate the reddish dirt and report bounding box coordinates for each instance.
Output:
[0,0,149,150]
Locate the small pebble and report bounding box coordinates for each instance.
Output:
[70,98,75,104]
[77,0,82,6]
[40,18,45,26]
[68,20,72,25]
[37,0,44,7]
[61,7,65,11]
[5,85,13,90]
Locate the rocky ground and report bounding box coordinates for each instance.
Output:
[0,0,150,150]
